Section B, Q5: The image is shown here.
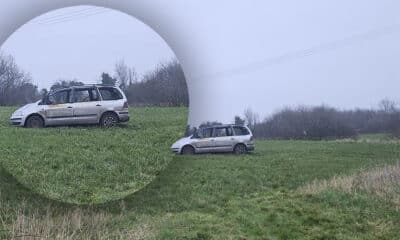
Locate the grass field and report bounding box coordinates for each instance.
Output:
[357,133,399,142]
[1,107,400,239]
[0,107,188,204]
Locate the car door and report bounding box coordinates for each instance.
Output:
[70,88,102,124]
[44,89,74,126]
[192,127,215,153]
[213,126,236,152]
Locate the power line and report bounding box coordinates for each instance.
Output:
[28,7,99,24]
[40,9,110,25]
[28,8,110,26]
[32,9,110,26]
[201,24,400,81]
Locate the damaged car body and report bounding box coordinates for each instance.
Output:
[171,124,255,154]
[10,85,129,128]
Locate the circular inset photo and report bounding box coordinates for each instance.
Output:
[0,5,189,204]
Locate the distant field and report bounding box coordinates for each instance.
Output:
[357,133,399,142]
[1,106,400,239]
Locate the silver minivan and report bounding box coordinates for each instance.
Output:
[10,85,129,128]
[171,124,255,154]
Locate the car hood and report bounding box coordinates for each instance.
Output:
[12,101,40,116]
[171,136,192,148]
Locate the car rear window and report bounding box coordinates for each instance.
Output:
[233,126,250,136]
[99,87,123,100]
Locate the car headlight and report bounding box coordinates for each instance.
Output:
[171,143,179,149]
[12,111,23,117]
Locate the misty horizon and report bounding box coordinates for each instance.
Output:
[1,2,400,126]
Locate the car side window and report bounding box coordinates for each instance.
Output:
[215,127,227,137]
[233,126,250,136]
[90,89,100,101]
[48,90,70,104]
[73,89,91,103]
[215,127,234,137]
[99,87,123,100]
[227,127,234,136]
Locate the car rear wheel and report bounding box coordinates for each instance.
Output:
[100,112,118,128]
[25,115,44,128]
[234,144,247,154]
[181,145,195,155]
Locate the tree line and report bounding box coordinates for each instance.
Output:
[0,52,188,107]
[49,59,188,106]
[237,101,400,140]
[185,100,400,140]
[2,52,399,139]
[0,53,41,105]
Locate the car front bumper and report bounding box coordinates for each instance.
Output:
[10,117,23,126]
[171,147,180,154]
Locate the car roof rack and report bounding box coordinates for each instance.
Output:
[71,84,116,88]
[199,124,241,128]
[92,84,115,87]
[48,84,116,92]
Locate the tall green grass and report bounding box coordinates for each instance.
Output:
[1,107,400,239]
[0,107,188,204]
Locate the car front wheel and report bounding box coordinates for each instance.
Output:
[181,145,195,155]
[25,115,44,128]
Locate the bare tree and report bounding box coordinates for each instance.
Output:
[114,60,137,90]
[114,60,128,90]
[379,98,397,113]
[128,67,138,86]
[244,107,259,131]
[0,52,39,105]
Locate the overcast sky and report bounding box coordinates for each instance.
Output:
[1,1,400,125]
[1,6,176,90]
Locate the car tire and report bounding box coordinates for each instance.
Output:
[25,115,44,128]
[234,144,247,154]
[181,145,195,155]
[100,112,118,128]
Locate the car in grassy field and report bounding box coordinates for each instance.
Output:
[10,85,129,128]
[171,124,255,154]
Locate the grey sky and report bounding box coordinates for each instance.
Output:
[174,0,400,123]
[1,1,400,126]
[1,6,176,90]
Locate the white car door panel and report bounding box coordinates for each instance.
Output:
[213,127,235,152]
[71,88,102,124]
[72,101,101,124]
[45,104,74,125]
